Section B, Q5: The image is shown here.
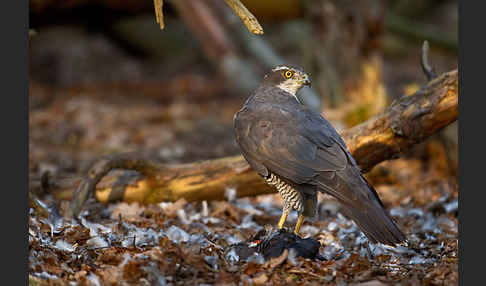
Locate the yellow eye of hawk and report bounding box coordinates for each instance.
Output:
[284,70,293,78]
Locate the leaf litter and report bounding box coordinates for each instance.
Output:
[29,83,458,285]
[29,155,458,285]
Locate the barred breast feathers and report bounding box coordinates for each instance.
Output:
[265,173,303,212]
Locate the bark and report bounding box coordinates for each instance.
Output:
[154,0,165,29]
[222,0,263,35]
[342,69,458,172]
[59,68,457,217]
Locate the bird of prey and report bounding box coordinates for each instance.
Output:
[233,65,406,246]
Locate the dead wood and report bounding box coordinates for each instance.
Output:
[153,0,165,29]
[341,69,457,172]
[421,41,438,81]
[69,153,160,218]
[222,0,263,35]
[155,0,262,34]
[61,67,457,217]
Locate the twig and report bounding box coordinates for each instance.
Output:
[421,41,437,81]
[153,0,165,29]
[223,0,263,35]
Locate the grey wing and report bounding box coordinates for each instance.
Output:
[303,112,406,244]
[317,168,406,244]
[234,103,405,245]
[298,105,385,206]
[234,104,348,184]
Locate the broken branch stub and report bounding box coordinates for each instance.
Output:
[154,0,165,29]
[155,0,262,34]
[223,0,263,35]
[65,69,457,217]
[421,41,437,81]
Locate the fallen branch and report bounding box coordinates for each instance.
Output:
[61,67,457,217]
[341,69,457,172]
[69,153,160,218]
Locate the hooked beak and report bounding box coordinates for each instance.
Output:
[302,75,311,87]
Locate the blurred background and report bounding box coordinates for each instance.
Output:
[29,0,457,180]
[29,1,458,284]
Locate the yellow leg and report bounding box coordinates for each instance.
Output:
[294,214,305,235]
[278,210,288,229]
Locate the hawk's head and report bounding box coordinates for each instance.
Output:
[262,65,311,97]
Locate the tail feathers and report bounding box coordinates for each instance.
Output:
[316,173,407,246]
[339,200,406,246]
[316,168,406,245]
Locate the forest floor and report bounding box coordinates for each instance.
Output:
[28,88,458,285]
[29,24,458,285]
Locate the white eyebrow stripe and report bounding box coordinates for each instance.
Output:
[271,66,291,72]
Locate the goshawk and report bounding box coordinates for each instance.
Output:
[233,65,406,245]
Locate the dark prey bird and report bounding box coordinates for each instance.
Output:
[233,65,406,245]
